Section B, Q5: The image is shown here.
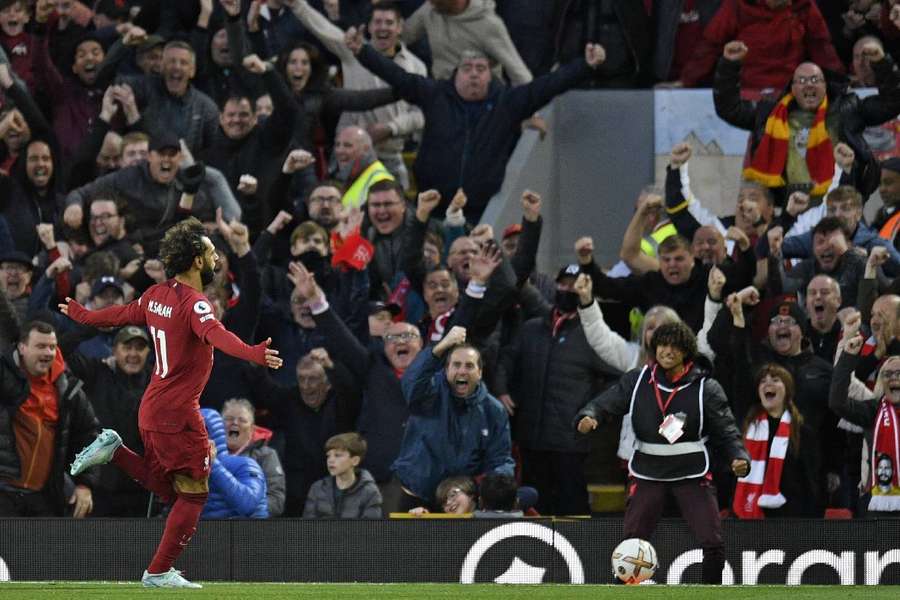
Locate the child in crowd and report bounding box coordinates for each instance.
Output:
[303,433,382,519]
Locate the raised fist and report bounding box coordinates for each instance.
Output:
[833,143,855,172]
[670,142,692,168]
[575,236,594,265]
[737,285,760,306]
[723,40,748,62]
[585,43,606,68]
[786,191,810,217]
[282,149,315,174]
[416,189,441,220]
[861,41,886,63]
[707,266,726,301]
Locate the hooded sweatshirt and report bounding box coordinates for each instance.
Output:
[403,0,532,85]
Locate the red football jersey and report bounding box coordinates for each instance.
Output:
[68,280,254,433]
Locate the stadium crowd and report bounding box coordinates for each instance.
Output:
[2,0,900,527]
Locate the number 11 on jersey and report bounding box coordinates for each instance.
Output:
[150,326,169,378]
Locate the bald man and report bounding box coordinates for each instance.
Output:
[332,126,395,209]
[714,39,900,204]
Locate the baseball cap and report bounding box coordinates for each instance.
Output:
[556,263,581,282]
[114,325,150,346]
[150,132,180,153]
[91,275,125,298]
[502,223,522,240]
[136,34,165,54]
[369,301,401,317]
[0,250,33,268]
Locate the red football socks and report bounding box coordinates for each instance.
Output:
[146,492,207,575]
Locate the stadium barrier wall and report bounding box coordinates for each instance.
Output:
[1,518,898,584]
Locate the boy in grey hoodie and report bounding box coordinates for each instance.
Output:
[303,433,383,518]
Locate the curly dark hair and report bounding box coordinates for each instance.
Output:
[649,320,697,361]
[159,218,207,278]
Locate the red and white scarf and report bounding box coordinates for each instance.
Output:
[427,308,455,343]
[733,411,791,519]
[869,399,900,512]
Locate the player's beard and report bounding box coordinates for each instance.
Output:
[200,264,215,286]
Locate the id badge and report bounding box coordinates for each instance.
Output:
[658,413,686,444]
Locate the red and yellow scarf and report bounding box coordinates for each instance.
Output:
[743,94,834,196]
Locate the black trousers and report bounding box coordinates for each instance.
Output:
[520,448,589,516]
[0,488,55,516]
[623,476,725,584]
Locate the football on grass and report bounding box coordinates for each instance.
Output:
[611,538,658,584]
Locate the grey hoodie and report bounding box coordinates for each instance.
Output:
[404,0,532,85]
[302,468,383,519]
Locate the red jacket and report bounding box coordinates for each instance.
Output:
[681,0,844,90]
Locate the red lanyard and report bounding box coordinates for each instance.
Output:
[650,363,692,416]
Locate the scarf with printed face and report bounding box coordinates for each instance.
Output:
[743,94,833,197]
[869,399,900,512]
[733,410,791,519]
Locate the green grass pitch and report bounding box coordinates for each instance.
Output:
[0,583,897,599]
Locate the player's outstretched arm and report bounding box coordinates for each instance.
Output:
[59,297,145,328]
[206,325,283,369]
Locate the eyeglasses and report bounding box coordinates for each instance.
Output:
[793,75,823,85]
[309,195,340,205]
[444,488,467,505]
[770,316,798,327]
[882,369,900,380]
[385,332,419,343]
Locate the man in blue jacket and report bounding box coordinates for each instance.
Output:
[344,28,608,222]
[385,326,514,512]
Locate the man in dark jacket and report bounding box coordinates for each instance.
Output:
[496,264,621,515]
[61,325,151,517]
[583,233,754,333]
[289,253,491,500]
[346,31,608,222]
[714,37,900,203]
[390,326,515,511]
[243,352,357,517]
[62,132,241,257]
[0,320,100,516]
[202,52,298,238]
